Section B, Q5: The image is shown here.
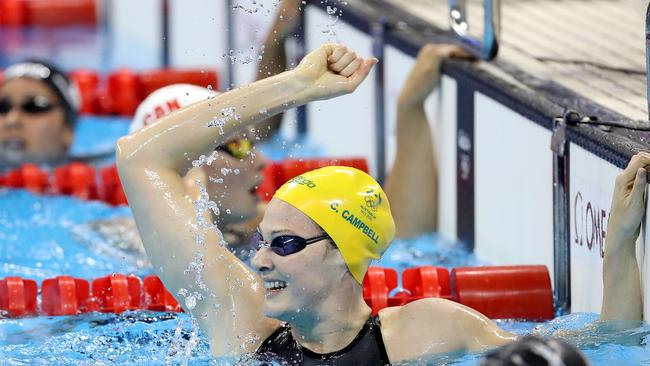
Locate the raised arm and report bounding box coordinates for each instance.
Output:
[384,44,472,238]
[253,0,302,140]
[600,152,650,321]
[116,44,376,355]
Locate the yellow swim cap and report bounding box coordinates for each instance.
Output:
[273,166,395,283]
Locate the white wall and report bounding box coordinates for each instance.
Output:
[304,6,377,174]
[568,143,650,317]
[169,0,225,71]
[568,144,616,313]
[474,93,555,283]
[435,76,459,240]
[109,0,162,70]
[169,0,280,88]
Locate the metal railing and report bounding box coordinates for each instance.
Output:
[449,0,500,60]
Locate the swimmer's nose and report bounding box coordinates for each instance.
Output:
[251,246,274,273]
[253,150,268,172]
[2,108,22,130]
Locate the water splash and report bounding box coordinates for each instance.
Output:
[319,3,345,40]
[192,151,220,168]
[232,0,281,16]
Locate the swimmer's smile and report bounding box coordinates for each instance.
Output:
[264,280,288,295]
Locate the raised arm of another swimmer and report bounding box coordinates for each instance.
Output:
[600,152,649,321]
[384,44,473,238]
[116,44,376,356]
[254,0,302,140]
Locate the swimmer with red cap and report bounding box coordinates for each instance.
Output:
[117,42,647,364]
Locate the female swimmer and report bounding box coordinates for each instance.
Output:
[117,43,647,363]
[97,83,266,261]
[0,60,79,168]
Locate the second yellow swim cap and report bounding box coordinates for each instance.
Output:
[273,166,395,283]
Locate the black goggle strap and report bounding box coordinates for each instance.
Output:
[302,233,331,245]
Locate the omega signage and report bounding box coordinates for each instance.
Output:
[568,144,620,313]
[572,191,609,259]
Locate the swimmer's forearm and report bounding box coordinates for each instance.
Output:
[253,29,289,141]
[116,70,309,170]
[600,235,642,321]
[386,103,437,237]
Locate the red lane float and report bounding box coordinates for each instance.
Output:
[451,265,554,320]
[3,164,50,193]
[0,265,554,319]
[41,276,93,316]
[0,162,123,204]
[0,157,370,207]
[0,277,37,317]
[139,69,219,98]
[69,69,100,115]
[363,267,410,315]
[143,276,181,312]
[99,165,128,206]
[29,0,96,27]
[53,162,98,200]
[257,163,286,202]
[282,158,368,184]
[92,274,142,313]
[364,265,553,319]
[0,0,28,26]
[0,0,96,27]
[67,68,220,116]
[402,266,451,301]
[106,69,143,116]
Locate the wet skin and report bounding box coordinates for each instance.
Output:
[202,144,266,225]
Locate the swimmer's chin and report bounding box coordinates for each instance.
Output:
[0,151,62,168]
[262,297,295,321]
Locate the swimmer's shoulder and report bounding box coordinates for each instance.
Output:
[377,298,469,361]
[378,298,516,362]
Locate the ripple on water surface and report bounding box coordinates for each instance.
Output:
[0,189,148,280]
[2,190,650,365]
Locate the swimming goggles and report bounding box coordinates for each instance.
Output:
[252,231,331,256]
[215,138,252,160]
[0,96,59,116]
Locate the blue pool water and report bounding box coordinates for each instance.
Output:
[1,118,650,365]
[2,187,650,365]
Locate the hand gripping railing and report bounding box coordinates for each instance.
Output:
[449,0,501,60]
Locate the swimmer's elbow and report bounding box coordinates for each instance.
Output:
[115,136,135,165]
[116,135,151,168]
[467,326,516,353]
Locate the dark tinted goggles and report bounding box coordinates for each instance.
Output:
[252,231,331,256]
[0,96,58,115]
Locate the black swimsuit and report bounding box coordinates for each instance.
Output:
[256,316,391,365]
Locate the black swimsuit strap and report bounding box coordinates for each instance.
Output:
[371,315,391,365]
